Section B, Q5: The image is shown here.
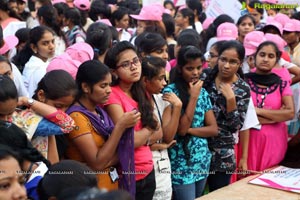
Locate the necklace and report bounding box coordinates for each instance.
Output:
[256,87,269,108]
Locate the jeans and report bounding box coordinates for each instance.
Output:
[172,178,207,200]
[136,169,156,200]
[207,172,232,192]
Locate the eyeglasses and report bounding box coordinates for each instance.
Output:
[117,57,140,69]
[218,56,240,67]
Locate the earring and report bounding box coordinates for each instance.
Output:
[113,74,118,80]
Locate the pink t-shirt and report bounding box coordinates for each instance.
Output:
[105,86,153,181]
[272,67,292,85]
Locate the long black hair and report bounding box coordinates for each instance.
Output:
[200,14,234,52]
[0,121,51,167]
[12,26,55,72]
[32,70,77,101]
[37,5,67,45]
[135,32,167,57]
[105,41,157,130]
[0,144,22,167]
[142,56,166,81]
[86,22,112,59]
[0,74,18,102]
[76,60,111,100]
[171,46,204,165]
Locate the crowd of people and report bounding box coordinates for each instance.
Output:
[0,0,300,199]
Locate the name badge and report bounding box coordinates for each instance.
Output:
[109,167,119,183]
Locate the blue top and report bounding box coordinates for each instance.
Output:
[163,84,213,185]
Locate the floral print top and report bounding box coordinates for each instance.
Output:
[163,84,213,185]
[204,78,250,172]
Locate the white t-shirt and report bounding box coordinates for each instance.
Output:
[233,98,260,144]
[152,94,172,200]
[12,63,28,97]
[22,56,49,98]
[194,21,203,34]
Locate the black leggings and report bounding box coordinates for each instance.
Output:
[136,169,156,200]
[207,172,232,192]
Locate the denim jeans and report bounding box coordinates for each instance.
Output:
[172,178,207,200]
[136,169,156,200]
[207,172,232,192]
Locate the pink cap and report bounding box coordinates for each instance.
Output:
[164,8,171,14]
[266,16,274,23]
[261,0,278,3]
[47,53,81,79]
[66,42,94,63]
[130,4,163,21]
[202,17,215,30]
[178,5,186,11]
[264,33,286,52]
[262,19,283,35]
[283,19,300,32]
[273,13,290,27]
[73,0,90,11]
[52,0,66,4]
[0,35,19,55]
[216,22,238,41]
[244,31,266,56]
[97,19,112,27]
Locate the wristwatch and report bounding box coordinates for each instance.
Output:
[27,98,35,107]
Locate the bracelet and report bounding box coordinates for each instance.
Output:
[27,98,35,108]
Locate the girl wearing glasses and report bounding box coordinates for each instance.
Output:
[245,41,294,172]
[0,144,27,200]
[104,41,160,200]
[203,40,250,191]
[163,46,218,200]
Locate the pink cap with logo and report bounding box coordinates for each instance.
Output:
[283,19,300,32]
[73,0,90,11]
[130,4,164,21]
[264,33,286,52]
[244,31,266,56]
[0,35,19,55]
[216,22,238,41]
